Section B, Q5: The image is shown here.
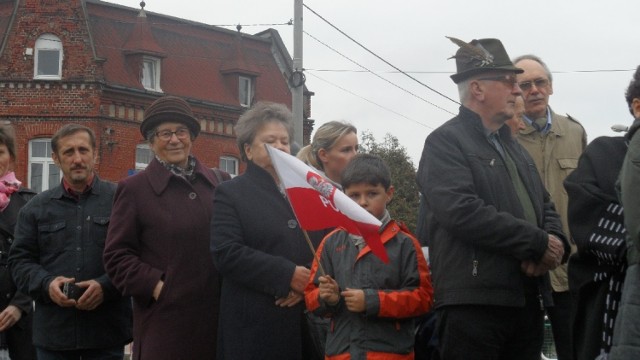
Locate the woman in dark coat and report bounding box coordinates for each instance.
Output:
[211,102,318,359]
[0,125,35,360]
[104,96,226,359]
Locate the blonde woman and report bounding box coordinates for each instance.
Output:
[297,121,358,189]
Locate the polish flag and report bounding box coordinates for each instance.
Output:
[267,146,389,263]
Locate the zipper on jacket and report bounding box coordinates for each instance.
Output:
[538,294,544,311]
[472,249,478,277]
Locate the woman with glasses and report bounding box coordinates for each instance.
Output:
[104,96,228,359]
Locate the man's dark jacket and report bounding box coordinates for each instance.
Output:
[8,176,132,350]
[417,106,569,309]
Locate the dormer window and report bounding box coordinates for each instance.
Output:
[34,34,63,80]
[239,76,253,107]
[142,57,162,92]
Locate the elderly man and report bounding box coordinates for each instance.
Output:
[8,124,132,359]
[416,37,570,360]
[513,54,587,360]
[505,96,526,137]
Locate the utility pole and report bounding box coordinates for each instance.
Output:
[292,0,304,146]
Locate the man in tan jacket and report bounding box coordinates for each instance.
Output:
[513,54,586,360]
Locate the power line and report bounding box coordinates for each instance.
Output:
[307,72,436,130]
[303,4,460,107]
[305,68,638,74]
[304,30,455,116]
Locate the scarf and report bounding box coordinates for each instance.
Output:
[156,155,196,181]
[0,172,21,212]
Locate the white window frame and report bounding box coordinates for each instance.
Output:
[239,76,253,107]
[34,34,63,80]
[28,139,60,193]
[219,156,238,177]
[142,57,162,92]
[135,143,153,170]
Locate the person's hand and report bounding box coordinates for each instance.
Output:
[540,235,564,270]
[318,275,340,306]
[521,235,565,276]
[290,266,310,294]
[341,288,365,313]
[521,259,548,277]
[152,280,164,301]
[275,290,303,307]
[0,305,22,331]
[75,280,104,311]
[48,276,77,307]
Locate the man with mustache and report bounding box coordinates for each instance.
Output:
[9,124,132,359]
[513,54,587,360]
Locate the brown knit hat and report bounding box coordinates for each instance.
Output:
[140,96,201,138]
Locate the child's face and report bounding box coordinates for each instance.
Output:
[344,182,394,220]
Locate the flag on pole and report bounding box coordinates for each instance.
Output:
[267,145,389,263]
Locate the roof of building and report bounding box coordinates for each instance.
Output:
[0,0,294,107]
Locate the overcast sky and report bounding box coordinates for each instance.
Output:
[106,0,640,165]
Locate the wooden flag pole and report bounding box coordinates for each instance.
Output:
[302,229,325,277]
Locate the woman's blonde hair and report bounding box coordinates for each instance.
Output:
[297,121,357,170]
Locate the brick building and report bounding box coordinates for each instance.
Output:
[0,0,313,191]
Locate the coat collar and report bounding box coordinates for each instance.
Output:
[49,174,103,199]
[520,107,567,137]
[459,106,513,142]
[146,157,216,195]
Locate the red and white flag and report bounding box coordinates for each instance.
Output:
[267,146,389,263]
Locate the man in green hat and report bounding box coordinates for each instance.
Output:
[416,37,570,360]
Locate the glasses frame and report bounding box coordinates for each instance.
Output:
[518,78,550,92]
[155,127,191,142]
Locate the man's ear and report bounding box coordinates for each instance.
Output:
[469,80,485,101]
[51,151,59,166]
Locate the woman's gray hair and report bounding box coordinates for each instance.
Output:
[235,102,294,162]
[296,121,357,170]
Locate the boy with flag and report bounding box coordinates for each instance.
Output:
[304,153,433,359]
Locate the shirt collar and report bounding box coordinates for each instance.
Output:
[523,106,552,133]
[62,173,95,199]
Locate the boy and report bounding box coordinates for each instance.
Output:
[304,153,433,359]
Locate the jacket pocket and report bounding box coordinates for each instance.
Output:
[91,216,110,247]
[37,221,66,254]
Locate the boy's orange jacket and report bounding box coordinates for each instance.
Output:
[305,220,433,359]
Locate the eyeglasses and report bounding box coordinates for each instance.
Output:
[518,78,549,92]
[477,74,519,87]
[155,128,190,141]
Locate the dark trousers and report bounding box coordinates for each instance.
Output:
[547,290,572,360]
[436,294,544,360]
[35,346,123,360]
[4,314,36,360]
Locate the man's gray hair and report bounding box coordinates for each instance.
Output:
[458,78,472,104]
[512,54,553,82]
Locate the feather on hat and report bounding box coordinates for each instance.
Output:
[447,37,522,83]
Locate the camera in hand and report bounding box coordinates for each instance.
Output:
[62,282,86,300]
